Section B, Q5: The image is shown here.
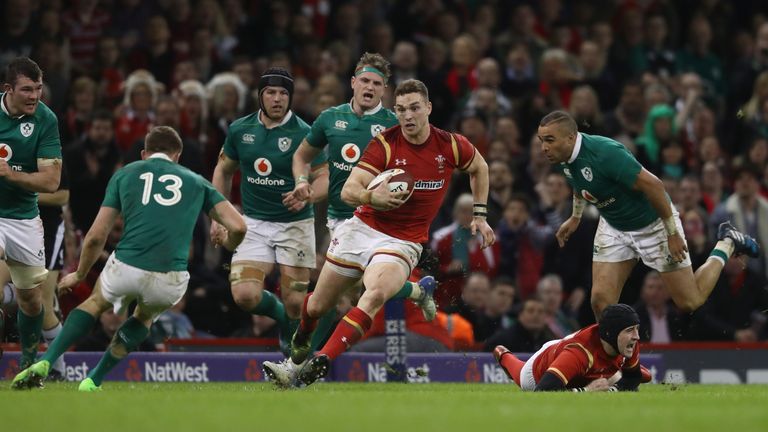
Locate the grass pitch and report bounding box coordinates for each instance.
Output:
[2,383,766,432]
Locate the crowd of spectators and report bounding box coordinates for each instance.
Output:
[2,0,768,351]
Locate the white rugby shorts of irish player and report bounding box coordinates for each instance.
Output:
[0,217,45,267]
[233,216,316,268]
[99,253,189,319]
[324,216,422,278]
[519,339,561,391]
[593,211,692,272]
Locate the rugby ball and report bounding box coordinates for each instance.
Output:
[367,168,415,201]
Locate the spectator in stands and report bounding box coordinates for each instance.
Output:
[487,160,516,227]
[151,294,199,344]
[391,41,419,86]
[473,277,516,343]
[432,194,499,309]
[177,80,210,154]
[61,77,98,146]
[128,15,178,88]
[484,298,553,352]
[114,70,159,152]
[61,0,111,75]
[93,36,126,109]
[630,12,676,79]
[711,163,768,276]
[677,15,724,97]
[496,195,552,299]
[204,72,247,170]
[445,272,491,329]
[536,274,578,339]
[576,40,618,110]
[701,161,727,212]
[539,172,593,318]
[633,271,689,343]
[66,110,122,233]
[682,209,712,268]
[568,85,605,135]
[636,104,677,172]
[445,34,480,101]
[603,80,646,139]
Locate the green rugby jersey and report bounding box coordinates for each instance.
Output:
[305,102,397,220]
[223,111,326,222]
[561,133,658,231]
[0,93,62,219]
[102,154,225,272]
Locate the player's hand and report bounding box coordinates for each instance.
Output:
[667,232,688,263]
[556,216,581,247]
[58,271,84,294]
[209,220,227,247]
[585,377,611,392]
[293,181,312,202]
[370,177,408,211]
[0,159,13,179]
[282,190,309,212]
[471,217,496,249]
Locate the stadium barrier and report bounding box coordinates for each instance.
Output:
[0,351,664,384]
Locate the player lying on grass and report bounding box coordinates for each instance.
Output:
[12,126,246,391]
[495,303,645,392]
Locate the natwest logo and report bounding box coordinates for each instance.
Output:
[254,158,272,176]
[341,143,360,163]
[0,143,12,161]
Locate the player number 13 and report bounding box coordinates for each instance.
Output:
[139,172,183,206]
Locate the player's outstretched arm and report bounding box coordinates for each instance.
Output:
[211,152,239,241]
[58,206,119,292]
[0,158,61,193]
[209,200,247,252]
[633,168,688,262]
[464,152,495,248]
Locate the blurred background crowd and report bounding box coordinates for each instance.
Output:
[2,0,768,353]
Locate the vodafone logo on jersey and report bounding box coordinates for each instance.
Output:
[0,143,12,161]
[341,143,361,163]
[254,158,273,176]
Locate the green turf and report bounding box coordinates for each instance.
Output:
[1,383,766,432]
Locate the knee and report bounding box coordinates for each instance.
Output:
[231,283,261,310]
[361,288,388,311]
[306,294,328,318]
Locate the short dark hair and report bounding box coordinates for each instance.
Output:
[492,276,515,290]
[539,110,578,134]
[507,193,532,212]
[145,126,182,155]
[394,79,429,101]
[5,57,43,87]
[90,109,114,125]
[355,52,391,82]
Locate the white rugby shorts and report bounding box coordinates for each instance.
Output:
[593,210,692,272]
[232,216,316,268]
[324,216,422,278]
[0,217,45,267]
[99,253,189,319]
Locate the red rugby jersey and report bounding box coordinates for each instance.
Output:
[532,324,640,388]
[355,125,476,243]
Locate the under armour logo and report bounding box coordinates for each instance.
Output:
[341,336,351,349]
[395,159,407,166]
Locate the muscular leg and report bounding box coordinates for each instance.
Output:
[86,302,156,387]
[591,259,637,321]
[278,265,310,320]
[40,270,65,374]
[9,260,46,368]
[289,265,359,364]
[660,259,724,312]
[318,261,409,360]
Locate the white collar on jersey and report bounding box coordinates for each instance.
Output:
[148,152,173,162]
[568,132,583,164]
[0,93,25,119]
[257,110,293,128]
[349,99,383,116]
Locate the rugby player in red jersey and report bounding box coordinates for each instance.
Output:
[495,304,646,392]
[263,79,495,388]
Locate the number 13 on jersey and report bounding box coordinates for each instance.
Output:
[139,172,183,206]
